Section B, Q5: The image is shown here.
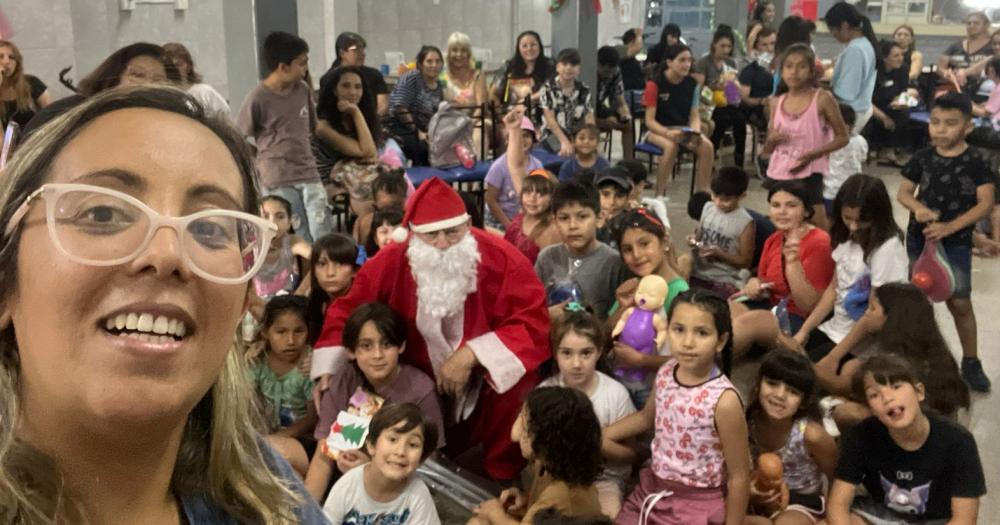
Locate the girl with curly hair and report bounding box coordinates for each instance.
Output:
[471,386,604,524]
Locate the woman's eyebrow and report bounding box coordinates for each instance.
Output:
[187,184,243,210]
[71,168,147,190]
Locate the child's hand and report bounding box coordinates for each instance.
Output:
[473,498,508,523]
[613,341,649,368]
[616,278,640,310]
[782,233,801,263]
[336,449,370,473]
[558,139,574,157]
[923,221,955,241]
[503,107,524,130]
[743,278,767,299]
[789,151,820,174]
[499,487,526,514]
[698,244,723,259]
[764,129,790,150]
[914,207,939,224]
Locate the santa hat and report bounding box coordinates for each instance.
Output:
[391,177,469,243]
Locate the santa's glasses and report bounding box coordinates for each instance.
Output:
[4,183,277,285]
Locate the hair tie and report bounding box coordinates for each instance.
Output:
[564,302,585,313]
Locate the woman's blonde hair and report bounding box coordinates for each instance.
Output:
[0,86,303,524]
[447,32,474,69]
[0,41,37,123]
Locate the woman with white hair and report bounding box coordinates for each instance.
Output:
[444,31,490,156]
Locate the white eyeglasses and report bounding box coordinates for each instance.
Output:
[4,183,278,285]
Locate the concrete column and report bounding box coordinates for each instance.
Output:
[222,0,258,117]
[550,0,599,99]
[716,0,751,33]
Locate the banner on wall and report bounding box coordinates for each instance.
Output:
[618,0,632,23]
[0,9,14,40]
[748,0,818,20]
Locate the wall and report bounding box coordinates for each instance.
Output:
[4,0,77,99]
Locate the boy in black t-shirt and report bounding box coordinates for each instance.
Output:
[896,92,995,393]
[828,354,985,525]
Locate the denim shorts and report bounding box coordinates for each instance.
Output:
[906,234,972,299]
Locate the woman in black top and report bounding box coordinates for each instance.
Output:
[0,40,50,130]
[892,24,923,83]
[319,32,390,117]
[864,40,910,165]
[937,12,993,97]
[641,44,714,196]
[644,23,682,77]
[492,30,552,127]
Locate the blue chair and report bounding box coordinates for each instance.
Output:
[634,141,698,196]
[407,166,455,186]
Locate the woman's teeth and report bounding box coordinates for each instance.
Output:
[105,313,187,339]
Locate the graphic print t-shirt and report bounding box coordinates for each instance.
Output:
[835,414,985,521]
[322,464,441,525]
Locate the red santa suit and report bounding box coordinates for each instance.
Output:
[312,178,550,480]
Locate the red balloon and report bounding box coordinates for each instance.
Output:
[912,272,933,291]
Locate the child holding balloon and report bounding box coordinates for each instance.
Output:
[896,92,995,393]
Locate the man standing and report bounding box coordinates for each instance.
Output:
[312,178,550,480]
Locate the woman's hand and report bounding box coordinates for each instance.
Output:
[616,278,640,310]
[336,449,370,473]
[665,128,685,143]
[879,113,895,129]
[337,100,359,114]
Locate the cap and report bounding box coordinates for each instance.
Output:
[594,166,634,192]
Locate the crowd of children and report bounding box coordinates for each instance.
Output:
[188,6,998,525]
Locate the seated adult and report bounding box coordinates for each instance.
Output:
[745,0,776,55]
[892,24,923,83]
[443,31,490,156]
[0,86,324,522]
[641,44,714,196]
[491,30,553,128]
[643,24,682,78]
[314,65,406,216]
[617,28,646,91]
[693,26,746,168]
[738,27,777,130]
[311,178,550,482]
[23,42,180,137]
[733,180,834,336]
[937,12,993,99]
[863,40,911,166]
[163,42,230,118]
[387,45,444,166]
[0,40,51,129]
[319,32,389,116]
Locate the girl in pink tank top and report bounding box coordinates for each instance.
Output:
[604,292,750,525]
[762,44,849,229]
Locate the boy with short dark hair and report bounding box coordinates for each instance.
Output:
[595,166,634,249]
[896,92,995,392]
[595,45,634,161]
[535,181,625,319]
[237,31,331,243]
[321,403,441,524]
[689,167,755,297]
[540,48,596,156]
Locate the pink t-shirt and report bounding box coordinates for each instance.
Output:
[767,90,833,180]
[651,359,740,488]
[985,82,1000,128]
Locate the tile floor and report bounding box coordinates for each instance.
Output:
[434,150,998,524]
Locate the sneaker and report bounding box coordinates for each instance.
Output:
[961,357,992,393]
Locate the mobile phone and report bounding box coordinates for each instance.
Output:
[0,121,19,170]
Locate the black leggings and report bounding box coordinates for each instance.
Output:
[710,105,747,164]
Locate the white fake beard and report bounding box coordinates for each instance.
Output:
[407,232,481,319]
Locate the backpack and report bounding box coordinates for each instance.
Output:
[427,101,474,168]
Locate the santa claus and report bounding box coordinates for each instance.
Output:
[311,177,550,480]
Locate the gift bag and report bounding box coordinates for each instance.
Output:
[910,240,955,302]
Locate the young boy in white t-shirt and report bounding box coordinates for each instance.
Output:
[322,403,441,524]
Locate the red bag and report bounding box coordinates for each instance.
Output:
[910,240,955,302]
